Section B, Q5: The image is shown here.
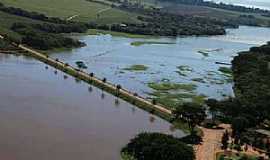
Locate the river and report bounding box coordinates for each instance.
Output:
[1,26,270,160]
[51,26,270,100]
[0,54,184,160]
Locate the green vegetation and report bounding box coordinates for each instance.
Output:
[205,43,270,154]
[0,38,15,50]
[219,67,233,75]
[217,152,258,160]
[1,0,138,24]
[130,41,176,46]
[87,29,151,38]
[121,133,195,160]
[202,70,232,85]
[173,102,206,133]
[124,64,148,71]
[148,82,197,91]
[118,5,229,36]
[0,3,88,50]
[191,78,206,83]
[147,82,206,109]
[121,152,137,160]
[176,65,193,77]
[11,23,85,50]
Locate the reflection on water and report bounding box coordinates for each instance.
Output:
[0,54,184,160]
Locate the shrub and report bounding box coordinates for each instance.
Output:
[121,133,195,160]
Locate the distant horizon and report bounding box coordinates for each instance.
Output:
[206,0,270,10]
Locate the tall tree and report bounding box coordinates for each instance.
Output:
[173,102,206,132]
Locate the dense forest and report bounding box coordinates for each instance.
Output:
[0,38,17,50]
[11,23,85,50]
[0,2,88,50]
[206,43,270,136]
[233,44,270,121]
[117,5,240,36]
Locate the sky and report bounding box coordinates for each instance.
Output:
[207,0,270,10]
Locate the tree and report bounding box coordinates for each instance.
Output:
[232,116,249,137]
[102,78,107,83]
[221,130,229,150]
[206,98,219,122]
[121,133,195,160]
[173,102,206,132]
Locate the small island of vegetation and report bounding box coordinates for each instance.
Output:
[124,64,149,71]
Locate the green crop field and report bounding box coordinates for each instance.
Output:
[1,0,139,24]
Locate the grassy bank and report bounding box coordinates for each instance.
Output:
[87,29,152,38]
[130,41,176,46]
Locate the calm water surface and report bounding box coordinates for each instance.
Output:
[0,54,184,160]
[51,26,270,99]
[1,26,270,160]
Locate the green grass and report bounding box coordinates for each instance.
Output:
[148,82,197,91]
[130,41,176,46]
[147,82,206,109]
[219,67,233,75]
[87,29,153,38]
[124,64,149,71]
[0,10,46,40]
[121,152,137,160]
[176,65,193,77]
[149,90,206,109]
[1,0,139,24]
[217,152,258,160]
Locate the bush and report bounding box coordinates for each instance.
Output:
[121,133,195,160]
[11,23,85,50]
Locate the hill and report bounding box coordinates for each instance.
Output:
[1,0,139,24]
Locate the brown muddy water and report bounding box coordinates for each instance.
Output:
[0,54,184,160]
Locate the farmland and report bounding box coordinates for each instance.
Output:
[1,0,139,24]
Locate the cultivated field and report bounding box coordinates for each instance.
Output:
[1,0,139,24]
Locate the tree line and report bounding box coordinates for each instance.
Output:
[157,0,270,14]
[0,2,67,24]
[11,23,85,50]
[205,43,270,152]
